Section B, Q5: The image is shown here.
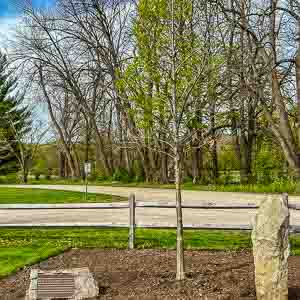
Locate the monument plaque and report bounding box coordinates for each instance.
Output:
[26,268,99,300]
[37,273,75,299]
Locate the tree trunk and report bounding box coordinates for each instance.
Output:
[240,135,249,184]
[72,146,82,177]
[239,94,248,184]
[211,139,218,182]
[59,150,66,178]
[85,116,90,163]
[39,68,78,178]
[239,109,256,185]
[21,166,28,184]
[143,150,152,182]
[160,149,169,184]
[192,145,203,184]
[124,138,133,176]
[93,118,112,177]
[210,94,218,182]
[174,144,185,280]
[296,49,300,145]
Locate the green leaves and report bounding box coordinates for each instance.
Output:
[118,0,210,139]
[0,51,32,173]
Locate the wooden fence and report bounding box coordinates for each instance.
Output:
[1,193,300,248]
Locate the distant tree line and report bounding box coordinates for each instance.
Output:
[5,0,299,186]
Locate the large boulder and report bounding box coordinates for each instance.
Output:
[252,194,290,300]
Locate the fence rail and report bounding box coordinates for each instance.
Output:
[1,193,300,248]
[3,202,300,210]
[0,223,253,230]
[0,202,260,210]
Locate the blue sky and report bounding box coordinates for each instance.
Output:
[0,0,56,49]
[0,0,56,17]
[0,1,56,127]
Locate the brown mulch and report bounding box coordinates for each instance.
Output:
[1,249,300,299]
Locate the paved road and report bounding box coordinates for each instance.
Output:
[1,184,300,227]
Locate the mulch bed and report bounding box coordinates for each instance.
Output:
[1,249,300,299]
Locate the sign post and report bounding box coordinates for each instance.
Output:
[84,162,92,202]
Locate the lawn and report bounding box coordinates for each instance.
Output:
[19,177,300,194]
[1,228,300,278]
[0,228,253,277]
[0,188,126,204]
[92,180,300,194]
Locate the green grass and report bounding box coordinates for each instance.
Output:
[0,228,251,277]
[1,228,300,278]
[2,228,300,278]
[15,178,300,194]
[94,181,299,194]
[0,188,126,204]
[1,172,299,194]
[0,243,67,277]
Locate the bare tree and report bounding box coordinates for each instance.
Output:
[216,0,300,180]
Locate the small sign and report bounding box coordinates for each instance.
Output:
[37,273,75,299]
[26,268,99,300]
[84,162,92,175]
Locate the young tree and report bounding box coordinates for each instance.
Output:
[119,0,214,280]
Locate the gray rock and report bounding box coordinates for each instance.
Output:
[251,194,290,300]
[26,267,99,300]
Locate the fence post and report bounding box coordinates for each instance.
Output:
[129,193,136,249]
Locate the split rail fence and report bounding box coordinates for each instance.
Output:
[1,193,300,248]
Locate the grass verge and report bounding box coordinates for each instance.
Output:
[18,178,300,194]
[93,181,300,194]
[1,228,300,278]
[0,188,126,204]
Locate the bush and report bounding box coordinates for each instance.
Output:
[134,174,145,182]
[97,175,111,182]
[112,168,131,182]
[132,160,145,180]
[255,141,286,184]
[88,170,98,182]
[0,173,19,184]
[183,176,193,184]
[32,169,42,180]
[45,168,53,180]
[91,167,111,182]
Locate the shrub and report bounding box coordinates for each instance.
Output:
[134,174,145,182]
[183,176,193,184]
[0,173,19,184]
[112,168,131,182]
[97,175,111,182]
[45,168,53,180]
[88,170,99,182]
[32,169,42,180]
[255,140,285,184]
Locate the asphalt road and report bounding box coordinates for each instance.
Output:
[1,184,300,227]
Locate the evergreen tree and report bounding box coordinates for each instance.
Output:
[0,51,31,174]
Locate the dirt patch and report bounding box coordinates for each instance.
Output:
[1,249,300,299]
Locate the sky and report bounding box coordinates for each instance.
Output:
[0,0,56,47]
[0,0,56,17]
[0,1,56,132]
